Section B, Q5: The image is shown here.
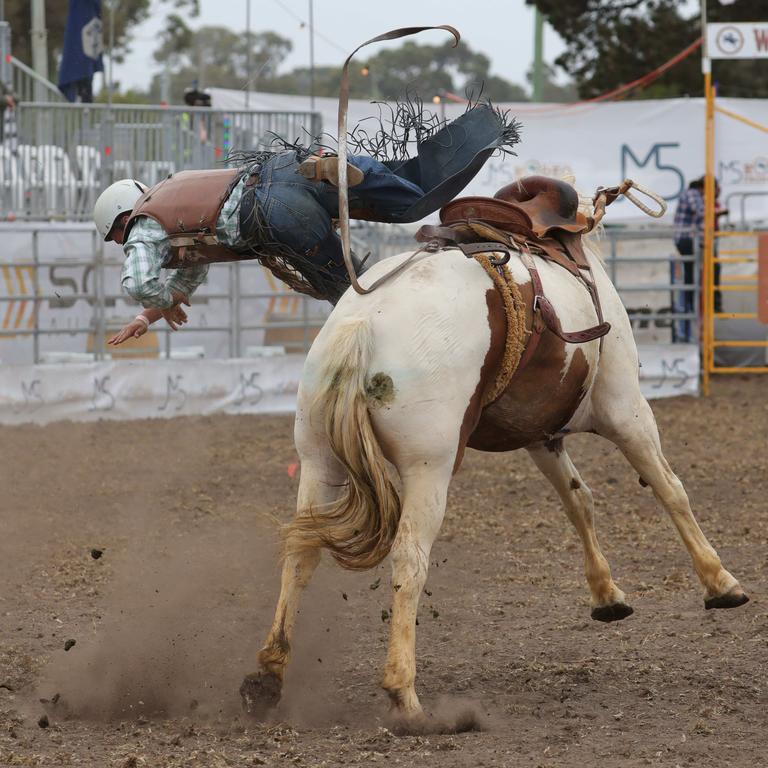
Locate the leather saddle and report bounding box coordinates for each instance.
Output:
[415,175,611,362]
[494,175,589,236]
[436,175,592,274]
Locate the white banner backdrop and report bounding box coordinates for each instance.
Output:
[210,89,768,223]
[0,344,698,426]
[0,356,306,425]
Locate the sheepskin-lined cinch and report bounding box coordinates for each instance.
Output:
[473,253,528,407]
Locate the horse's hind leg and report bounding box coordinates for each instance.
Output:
[240,429,346,717]
[527,441,633,622]
[381,459,453,719]
[596,394,748,610]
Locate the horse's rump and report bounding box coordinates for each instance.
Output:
[283,318,401,571]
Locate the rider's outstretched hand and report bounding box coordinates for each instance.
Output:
[108,317,150,346]
[108,308,163,345]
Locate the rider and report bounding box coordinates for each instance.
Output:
[96,102,519,344]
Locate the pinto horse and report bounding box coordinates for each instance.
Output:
[241,180,749,724]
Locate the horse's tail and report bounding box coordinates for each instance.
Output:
[283,318,401,571]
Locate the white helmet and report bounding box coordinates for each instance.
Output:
[93,179,148,241]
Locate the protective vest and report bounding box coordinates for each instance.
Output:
[124,169,247,268]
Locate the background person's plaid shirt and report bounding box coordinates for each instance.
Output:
[673,187,704,245]
[121,175,246,308]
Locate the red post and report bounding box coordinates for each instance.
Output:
[759,234,768,324]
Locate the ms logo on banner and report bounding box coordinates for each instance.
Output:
[621,143,685,202]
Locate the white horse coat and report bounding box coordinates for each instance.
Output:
[241,239,748,724]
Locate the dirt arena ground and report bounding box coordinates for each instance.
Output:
[0,376,766,767]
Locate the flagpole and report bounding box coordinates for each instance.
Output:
[245,0,251,109]
[30,0,48,101]
[107,0,116,110]
[103,0,117,184]
[309,0,315,111]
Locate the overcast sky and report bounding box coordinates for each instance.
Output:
[115,0,568,93]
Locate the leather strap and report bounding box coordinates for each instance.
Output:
[336,25,461,296]
[415,224,464,246]
[514,247,610,377]
[416,225,511,265]
[458,242,511,265]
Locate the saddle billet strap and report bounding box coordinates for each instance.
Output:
[415,225,512,267]
[514,248,610,378]
[537,294,611,343]
[458,242,511,266]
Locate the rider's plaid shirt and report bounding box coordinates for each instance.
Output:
[673,187,704,245]
[121,175,245,308]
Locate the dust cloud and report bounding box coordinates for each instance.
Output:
[34,516,384,728]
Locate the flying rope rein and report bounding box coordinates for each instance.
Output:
[336,25,460,295]
[334,27,668,295]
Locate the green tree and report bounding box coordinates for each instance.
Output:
[148,24,292,102]
[527,0,768,99]
[357,40,528,102]
[261,39,528,102]
[149,28,529,104]
[525,62,577,102]
[5,0,199,81]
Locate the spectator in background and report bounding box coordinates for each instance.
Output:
[673,176,726,341]
[0,80,17,144]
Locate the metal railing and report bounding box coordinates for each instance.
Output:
[9,55,64,103]
[601,227,701,344]
[0,223,331,365]
[0,222,706,367]
[723,190,768,229]
[2,101,322,219]
[362,223,703,345]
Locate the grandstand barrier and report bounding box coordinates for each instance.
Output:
[0,221,706,423]
[1,102,322,220]
[0,342,698,425]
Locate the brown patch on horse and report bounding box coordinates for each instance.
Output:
[467,297,592,453]
[366,372,396,408]
[570,477,581,490]
[452,287,508,474]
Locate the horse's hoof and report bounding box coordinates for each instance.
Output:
[239,671,282,717]
[705,587,750,610]
[591,602,634,622]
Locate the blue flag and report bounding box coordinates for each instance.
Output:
[58,0,104,102]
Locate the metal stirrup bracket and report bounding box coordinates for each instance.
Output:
[337,25,461,295]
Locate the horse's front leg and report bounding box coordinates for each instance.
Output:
[597,395,748,610]
[527,440,633,621]
[382,462,451,720]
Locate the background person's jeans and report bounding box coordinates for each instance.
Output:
[673,236,722,343]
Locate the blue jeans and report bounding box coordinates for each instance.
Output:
[241,105,511,281]
[247,151,425,273]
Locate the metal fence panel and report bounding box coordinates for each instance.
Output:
[0,222,703,366]
[4,102,321,219]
